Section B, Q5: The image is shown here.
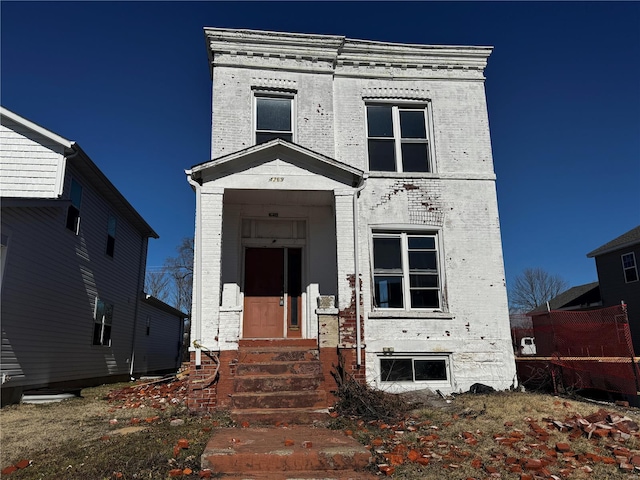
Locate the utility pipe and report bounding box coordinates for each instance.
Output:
[185,170,203,367]
[352,174,368,367]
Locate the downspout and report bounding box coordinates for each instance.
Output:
[129,235,147,379]
[185,170,203,367]
[352,173,368,367]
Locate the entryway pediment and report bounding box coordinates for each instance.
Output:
[189,139,363,190]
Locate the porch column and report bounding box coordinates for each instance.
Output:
[333,189,357,346]
[197,186,225,351]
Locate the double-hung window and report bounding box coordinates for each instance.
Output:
[93,298,113,346]
[622,253,638,283]
[65,179,82,234]
[372,232,441,310]
[367,104,431,173]
[255,95,293,145]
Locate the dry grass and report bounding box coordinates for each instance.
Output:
[2,382,639,479]
[0,382,231,479]
[330,390,640,479]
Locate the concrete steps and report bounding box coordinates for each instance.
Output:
[201,426,374,478]
[230,342,331,425]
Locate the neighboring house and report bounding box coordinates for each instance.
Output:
[0,107,185,405]
[185,28,516,414]
[529,281,602,314]
[587,226,640,354]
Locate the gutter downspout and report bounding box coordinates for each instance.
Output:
[352,174,368,367]
[185,170,203,367]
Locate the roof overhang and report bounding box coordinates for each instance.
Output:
[188,139,364,189]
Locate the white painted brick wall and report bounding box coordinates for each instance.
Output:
[197,30,516,390]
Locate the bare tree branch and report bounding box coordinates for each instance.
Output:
[509,267,568,313]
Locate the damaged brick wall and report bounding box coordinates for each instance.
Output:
[338,274,366,384]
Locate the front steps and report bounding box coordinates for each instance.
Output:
[230,340,331,425]
[201,425,374,479]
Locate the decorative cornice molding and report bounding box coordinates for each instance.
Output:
[362,87,430,101]
[251,77,298,91]
[204,27,493,76]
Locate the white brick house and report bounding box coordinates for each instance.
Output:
[186,28,516,413]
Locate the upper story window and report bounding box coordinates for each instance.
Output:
[372,232,441,310]
[255,95,293,145]
[366,104,432,173]
[106,215,117,258]
[65,178,83,234]
[622,252,638,283]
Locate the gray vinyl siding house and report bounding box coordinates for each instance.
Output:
[1,107,184,404]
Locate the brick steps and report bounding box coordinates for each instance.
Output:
[234,373,324,393]
[231,407,330,425]
[229,342,331,425]
[201,427,373,477]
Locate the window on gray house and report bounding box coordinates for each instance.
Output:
[106,215,117,257]
[622,253,638,283]
[93,298,113,346]
[373,232,441,309]
[367,105,431,173]
[65,179,83,234]
[256,96,292,144]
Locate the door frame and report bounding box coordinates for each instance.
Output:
[240,219,308,339]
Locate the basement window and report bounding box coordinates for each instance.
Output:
[380,355,450,383]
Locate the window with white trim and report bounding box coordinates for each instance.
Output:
[65,178,82,234]
[366,104,432,172]
[255,94,293,145]
[622,252,638,283]
[105,215,117,258]
[93,298,113,346]
[372,232,441,310]
[380,355,450,383]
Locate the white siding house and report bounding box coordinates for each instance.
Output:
[1,107,184,405]
[185,29,516,413]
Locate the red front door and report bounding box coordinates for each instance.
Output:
[243,247,303,339]
[244,248,284,338]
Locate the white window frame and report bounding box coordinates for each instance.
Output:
[253,91,296,145]
[365,103,435,173]
[377,354,451,388]
[93,297,113,347]
[65,178,82,235]
[371,231,443,311]
[622,252,638,283]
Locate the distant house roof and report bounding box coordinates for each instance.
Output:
[587,225,640,258]
[0,106,158,239]
[530,281,601,314]
[142,294,188,318]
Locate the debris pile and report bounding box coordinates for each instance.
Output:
[106,377,188,410]
[339,405,640,477]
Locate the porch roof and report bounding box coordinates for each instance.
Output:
[188,139,364,188]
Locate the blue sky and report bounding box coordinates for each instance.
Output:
[2,1,639,294]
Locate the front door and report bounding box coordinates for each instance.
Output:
[243,247,302,338]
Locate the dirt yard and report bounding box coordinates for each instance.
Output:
[1,379,639,479]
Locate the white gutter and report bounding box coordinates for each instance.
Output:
[185,170,203,367]
[352,174,368,367]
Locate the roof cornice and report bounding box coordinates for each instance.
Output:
[203,28,493,77]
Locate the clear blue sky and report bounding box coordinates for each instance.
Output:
[2,1,639,293]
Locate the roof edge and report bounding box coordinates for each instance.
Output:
[1,106,73,149]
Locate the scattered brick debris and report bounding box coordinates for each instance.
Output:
[106,377,188,409]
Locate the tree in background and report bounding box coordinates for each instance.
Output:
[145,237,194,361]
[509,267,568,313]
[145,237,193,315]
